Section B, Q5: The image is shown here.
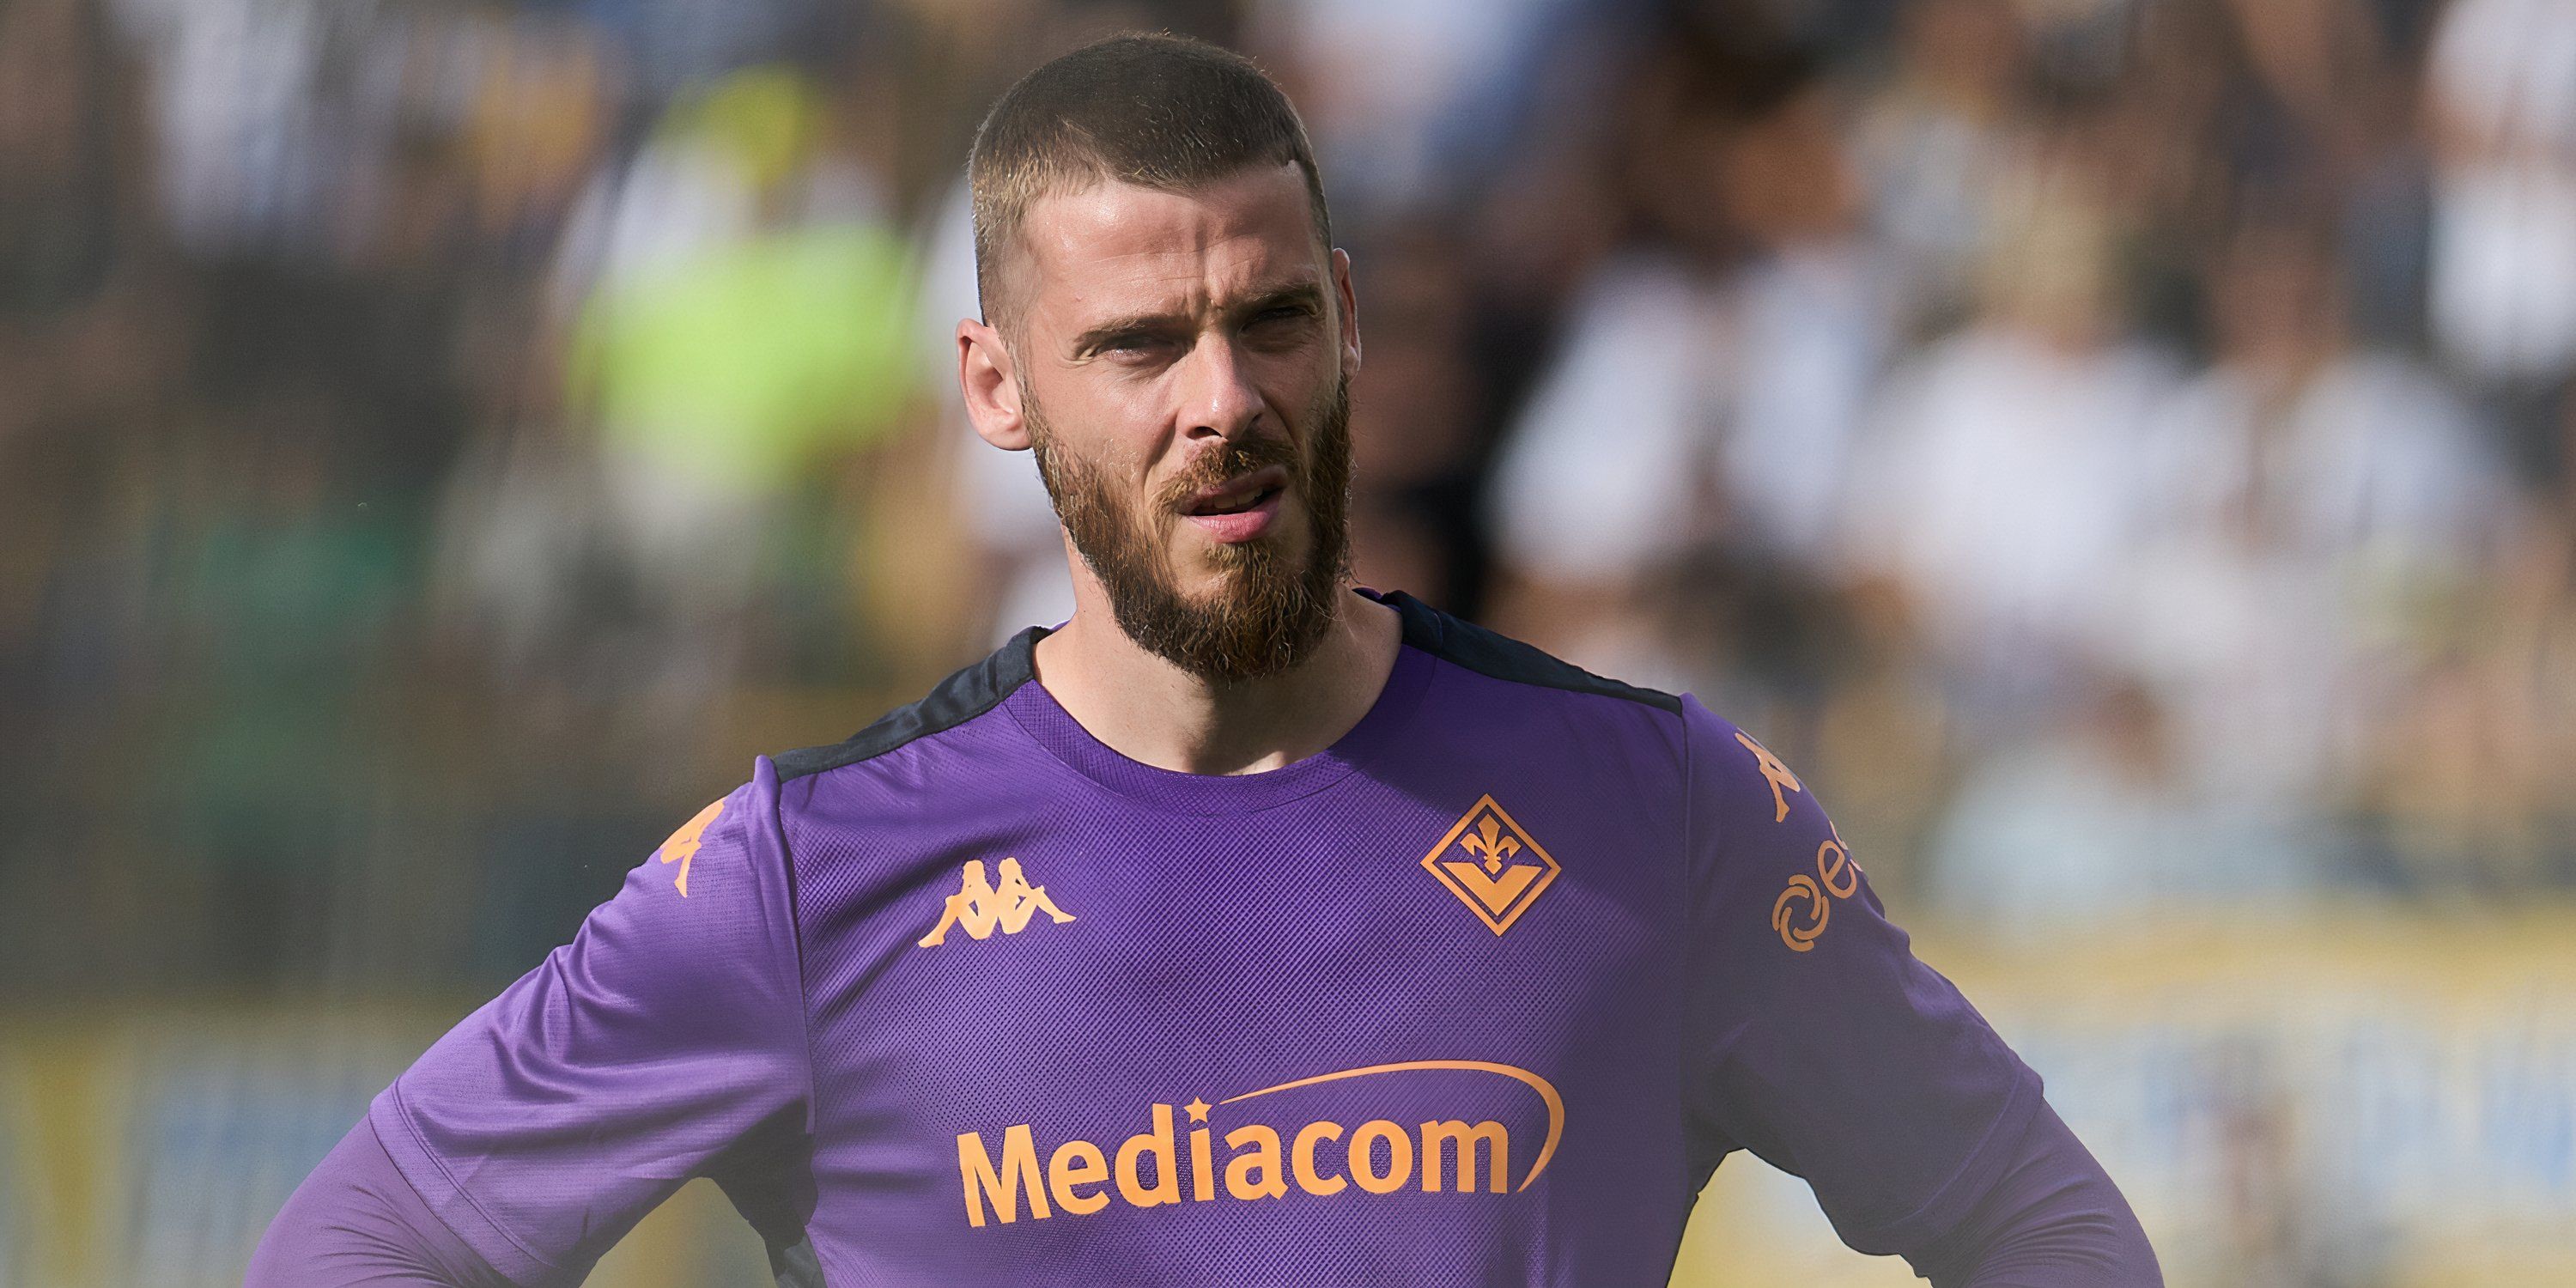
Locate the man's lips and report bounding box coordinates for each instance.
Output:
[1180,465,1291,544]
[1182,464,1291,516]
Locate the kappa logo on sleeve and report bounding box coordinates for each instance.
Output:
[1735,730,1804,822]
[656,799,726,897]
[919,858,1077,947]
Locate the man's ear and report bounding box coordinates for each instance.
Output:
[1329,246,1362,379]
[957,317,1028,450]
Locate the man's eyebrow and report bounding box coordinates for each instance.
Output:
[1069,308,1183,355]
[1227,279,1327,319]
[1067,278,1327,355]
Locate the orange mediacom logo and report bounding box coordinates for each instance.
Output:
[655,799,726,897]
[1419,795,1560,935]
[918,858,1077,948]
[953,1060,1565,1228]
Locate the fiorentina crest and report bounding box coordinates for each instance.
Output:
[1419,795,1559,935]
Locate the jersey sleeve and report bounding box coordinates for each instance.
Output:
[1678,694,2044,1259]
[366,756,811,1285]
[247,1116,516,1288]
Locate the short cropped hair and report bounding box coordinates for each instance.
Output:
[968,33,1334,329]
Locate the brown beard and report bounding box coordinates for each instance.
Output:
[1027,371,1353,685]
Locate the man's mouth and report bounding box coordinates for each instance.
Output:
[1182,465,1290,517]
[1180,465,1291,542]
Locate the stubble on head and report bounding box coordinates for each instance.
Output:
[1027,372,1355,686]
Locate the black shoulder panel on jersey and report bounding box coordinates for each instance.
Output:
[773,625,1044,782]
[1382,589,1683,714]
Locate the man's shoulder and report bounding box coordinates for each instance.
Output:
[1382,589,1682,718]
[772,627,1042,784]
[769,591,1697,787]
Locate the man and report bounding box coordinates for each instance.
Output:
[251,33,2160,1287]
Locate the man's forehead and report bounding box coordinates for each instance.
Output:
[1015,165,1323,316]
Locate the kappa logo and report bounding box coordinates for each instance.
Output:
[1735,730,1803,822]
[1420,795,1560,935]
[919,858,1077,948]
[656,799,726,897]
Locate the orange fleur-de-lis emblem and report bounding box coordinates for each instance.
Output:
[1419,795,1559,935]
[1457,815,1522,874]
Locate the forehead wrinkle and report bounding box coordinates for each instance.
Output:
[1019,168,1322,338]
[1082,251,1309,324]
[1060,246,1320,338]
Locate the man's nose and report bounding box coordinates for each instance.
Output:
[1177,336,1267,441]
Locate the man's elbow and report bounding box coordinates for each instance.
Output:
[246,1115,509,1288]
[1912,1098,2164,1288]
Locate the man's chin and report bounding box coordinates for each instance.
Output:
[1163,561,1279,606]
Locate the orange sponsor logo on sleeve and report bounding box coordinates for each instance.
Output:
[656,799,726,897]
[1735,732,1861,952]
[1771,831,1860,952]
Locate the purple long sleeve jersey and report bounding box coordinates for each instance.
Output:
[252,588,2160,1286]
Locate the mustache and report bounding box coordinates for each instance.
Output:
[1154,434,1304,514]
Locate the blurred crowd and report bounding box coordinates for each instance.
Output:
[4,0,2574,999]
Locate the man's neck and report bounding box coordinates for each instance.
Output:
[1029,583,1404,776]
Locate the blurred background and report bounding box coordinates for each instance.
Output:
[3,0,2575,1284]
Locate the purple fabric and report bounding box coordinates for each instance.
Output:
[324,589,2137,1285]
[1908,1097,2166,1286]
[245,1116,517,1287]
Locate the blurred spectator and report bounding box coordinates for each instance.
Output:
[2427,0,2576,394]
[1247,0,1576,220]
[2123,213,2526,891]
[1486,37,1887,696]
[1926,678,2215,927]
[1851,0,2031,331]
[1837,155,2178,723]
[556,63,920,720]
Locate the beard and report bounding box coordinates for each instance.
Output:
[1026,371,1354,686]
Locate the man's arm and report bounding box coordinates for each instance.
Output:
[246,1117,517,1288]
[1676,695,2160,1280]
[249,759,811,1285]
[1908,1097,2163,1287]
